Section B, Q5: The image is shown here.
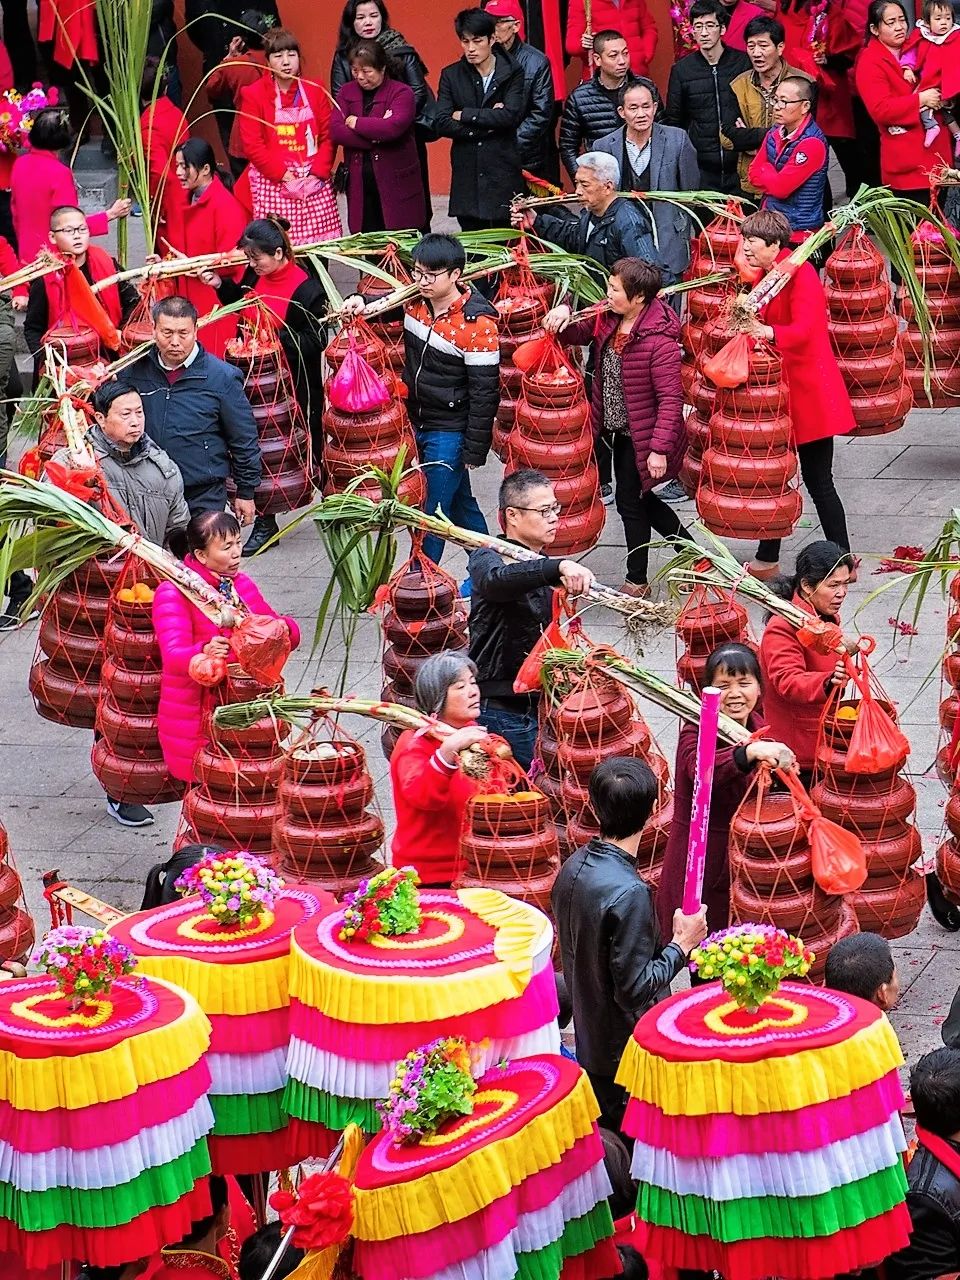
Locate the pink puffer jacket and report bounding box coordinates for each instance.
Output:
[153,555,301,782]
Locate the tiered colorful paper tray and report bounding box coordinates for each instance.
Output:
[109,886,333,1175]
[352,1054,619,1280]
[617,981,912,1280]
[285,888,561,1158]
[0,973,214,1270]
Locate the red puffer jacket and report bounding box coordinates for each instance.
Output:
[153,556,301,782]
[759,593,838,770]
[561,298,686,492]
[855,35,950,190]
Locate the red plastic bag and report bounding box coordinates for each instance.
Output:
[514,591,573,694]
[327,334,391,412]
[702,332,752,388]
[232,614,291,685]
[511,334,555,372]
[780,771,866,895]
[844,643,911,773]
[188,653,227,687]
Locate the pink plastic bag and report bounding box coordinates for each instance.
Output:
[328,332,391,412]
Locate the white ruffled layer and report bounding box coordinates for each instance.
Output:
[207,1046,288,1097]
[630,1113,907,1201]
[0,1096,214,1193]
[286,1024,561,1099]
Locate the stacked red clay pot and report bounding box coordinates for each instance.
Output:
[0,819,34,964]
[455,788,560,919]
[823,227,912,437]
[92,560,185,807]
[358,246,412,375]
[676,583,751,694]
[30,557,122,729]
[535,700,569,859]
[491,245,551,461]
[901,221,960,408]
[729,771,857,982]
[697,338,802,543]
[935,572,960,899]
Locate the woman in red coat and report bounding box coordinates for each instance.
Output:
[237,27,342,244]
[739,208,853,578]
[565,0,658,76]
[139,61,190,251]
[545,257,690,596]
[855,0,950,198]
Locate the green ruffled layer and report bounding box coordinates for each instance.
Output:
[211,1089,286,1136]
[0,1138,211,1232]
[637,1161,908,1243]
[514,1202,616,1280]
[283,1080,380,1133]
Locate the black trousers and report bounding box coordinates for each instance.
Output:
[755,437,849,564]
[613,435,690,586]
[184,479,229,516]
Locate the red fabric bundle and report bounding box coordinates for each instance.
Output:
[187,653,227,687]
[231,614,291,685]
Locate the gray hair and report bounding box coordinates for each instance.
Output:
[414,651,478,718]
[576,151,620,188]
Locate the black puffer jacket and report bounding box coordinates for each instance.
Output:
[552,838,686,1075]
[664,46,749,191]
[559,71,638,181]
[506,37,557,178]
[886,1141,960,1280]
[330,30,432,121]
[468,546,564,698]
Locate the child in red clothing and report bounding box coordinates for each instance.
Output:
[901,0,960,153]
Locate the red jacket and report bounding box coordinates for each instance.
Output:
[855,35,951,189]
[760,251,854,447]
[171,176,248,357]
[776,0,858,138]
[389,728,483,886]
[10,148,109,262]
[565,0,658,76]
[903,23,960,99]
[140,96,190,249]
[759,593,838,770]
[0,237,26,302]
[237,73,335,183]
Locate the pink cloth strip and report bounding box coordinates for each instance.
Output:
[623,1070,906,1157]
[0,1060,211,1154]
[355,1130,605,1279]
[208,1005,288,1054]
[290,962,559,1058]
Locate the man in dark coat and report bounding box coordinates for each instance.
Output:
[435,7,526,229]
[483,0,559,183]
[184,0,281,73]
[664,0,749,194]
[116,295,261,519]
[559,29,637,181]
[552,757,706,1133]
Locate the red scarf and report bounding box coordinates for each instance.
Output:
[917,1126,960,1180]
[42,244,122,347]
[246,257,307,326]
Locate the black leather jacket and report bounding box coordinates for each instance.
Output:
[330,31,432,121]
[502,37,556,176]
[887,1143,960,1280]
[533,197,660,277]
[468,545,564,699]
[551,838,686,1076]
[559,71,639,181]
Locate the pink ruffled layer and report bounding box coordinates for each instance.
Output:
[208,1006,288,1055]
[623,1070,906,1158]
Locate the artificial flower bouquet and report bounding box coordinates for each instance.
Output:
[0,84,59,153]
[175,850,284,926]
[690,924,814,1009]
[339,866,421,942]
[378,1036,478,1145]
[31,924,136,1003]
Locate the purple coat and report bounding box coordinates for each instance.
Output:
[562,298,686,492]
[330,77,427,233]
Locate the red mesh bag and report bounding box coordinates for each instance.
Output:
[188,653,228,687]
[358,244,412,372]
[675,578,752,694]
[327,328,392,412]
[231,614,292,686]
[702,332,751,388]
[494,239,553,337]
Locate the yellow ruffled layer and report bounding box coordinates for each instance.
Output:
[615,1017,904,1117]
[128,952,289,1016]
[354,1069,598,1240]
[291,890,546,1025]
[0,978,211,1112]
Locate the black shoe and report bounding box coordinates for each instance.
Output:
[600,483,614,507]
[0,612,17,633]
[241,514,279,557]
[106,798,155,828]
[927,871,960,931]
[654,478,690,504]
[0,603,39,631]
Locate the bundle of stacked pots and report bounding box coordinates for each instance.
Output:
[226,336,313,514]
[179,668,288,856]
[491,254,551,461]
[91,568,185,806]
[358,249,411,374]
[729,773,857,982]
[507,357,605,556]
[272,731,384,893]
[901,222,960,407]
[823,227,912,437]
[812,699,923,939]
[0,819,34,964]
[379,555,469,761]
[30,557,122,728]
[322,326,426,508]
[535,700,569,858]
[676,584,751,694]
[934,572,960,899]
[697,336,802,542]
[455,788,560,918]
[555,673,672,887]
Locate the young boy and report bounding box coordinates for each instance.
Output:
[901,0,960,153]
[824,931,901,1010]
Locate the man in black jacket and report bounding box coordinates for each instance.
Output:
[559,30,637,181]
[469,468,595,768]
[436,8,526,229]
[664,0,749,194]
[116,296,261,520]
[552,757,707,1133]
[484,0,559,183]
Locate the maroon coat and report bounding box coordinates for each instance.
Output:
[330,77,426,233]
[562,299,686,492]
[656,711,764,937]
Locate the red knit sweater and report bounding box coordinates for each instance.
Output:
[389,729,483,886]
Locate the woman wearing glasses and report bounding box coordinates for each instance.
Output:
[855,0,950,202]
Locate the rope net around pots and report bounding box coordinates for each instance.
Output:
[674,580,754,695]
[492,239,550,460]
[358,243,412,373]
[901,220,960,408]
[936,569,960,901]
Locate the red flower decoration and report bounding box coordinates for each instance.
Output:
[269,1172,354,1251]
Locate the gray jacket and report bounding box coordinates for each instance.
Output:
[593,123,701,281]
[52,425,190,546]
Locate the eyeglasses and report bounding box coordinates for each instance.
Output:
[510,502,562,518]
[411,268,450,284]
[692,21,720,30]
[772,96,808,107]
[52,224,88,235]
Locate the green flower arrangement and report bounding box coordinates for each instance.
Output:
[690,924,814,1009]
[377,1036,478,1144]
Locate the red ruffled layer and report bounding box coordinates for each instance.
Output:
[208,1130,294,1178]
[281,1119,339,1164]
[208,1005,288,1055]
[561,1236,622,1278]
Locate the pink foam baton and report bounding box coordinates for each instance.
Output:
[682,685,722,915]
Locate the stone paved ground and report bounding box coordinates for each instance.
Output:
[1,196,958,1074]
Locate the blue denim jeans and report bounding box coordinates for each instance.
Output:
[416,429,488,564]
[478,700,539,771]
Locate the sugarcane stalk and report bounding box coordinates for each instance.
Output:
[213,692,447,735]
[0,252,65,295]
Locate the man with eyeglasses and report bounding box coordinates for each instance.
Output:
[747,73,829,238]
[468,468,595,769]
